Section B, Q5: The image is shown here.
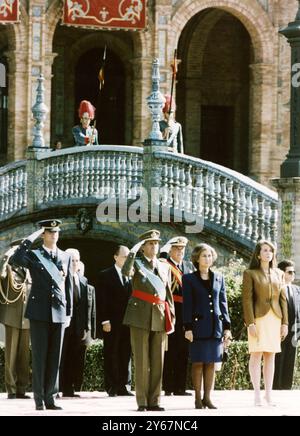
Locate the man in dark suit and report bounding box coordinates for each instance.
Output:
[9,219,73,410]
[273,260,300,390]
[122,230,175,412]
[60,249,96,397]
[97,245,132,397]
[0,239,31,399]
[161,236,195,396]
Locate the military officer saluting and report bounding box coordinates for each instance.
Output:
[9,219,73,411]
[161,236,195,396]
[122,230,175,412]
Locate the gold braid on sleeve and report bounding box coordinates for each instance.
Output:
[0,265,27,305]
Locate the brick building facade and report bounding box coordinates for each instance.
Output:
[0,0,297,185]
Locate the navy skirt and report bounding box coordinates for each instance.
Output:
[189,338,223,363]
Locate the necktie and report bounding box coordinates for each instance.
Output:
[122,275,127,286]
[287,286,293,302]
[73,276,79,305]
[149,260,154,271]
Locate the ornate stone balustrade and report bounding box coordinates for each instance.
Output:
[152,151,278,249]
[0,145,278,251]
[35,146,143,207]
[0,161,27,220]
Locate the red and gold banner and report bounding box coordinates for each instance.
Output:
[63,0,146,30]
[0,0,19,23]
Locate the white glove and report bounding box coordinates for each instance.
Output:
[185,330,193,342]
[131,241,144,254]
[27,228,44,243]
[160,243,171,254]
[64,316,71,328]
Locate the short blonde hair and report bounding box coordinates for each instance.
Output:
[65,248,80,259]
[191,243,217,269]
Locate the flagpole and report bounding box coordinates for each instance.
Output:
[168,49,177,117]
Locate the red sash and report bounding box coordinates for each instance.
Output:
[173,295,183,303]
[167,260,183,287]
[132,289,173,334]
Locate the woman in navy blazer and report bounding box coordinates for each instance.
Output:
[182,243,231,409]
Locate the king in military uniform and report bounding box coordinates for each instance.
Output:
[122,230,175,411]
[9,219,73,410]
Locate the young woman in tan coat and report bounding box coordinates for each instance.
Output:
[243,240,288,407]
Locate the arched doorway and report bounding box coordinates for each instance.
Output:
[51,25,134,148]
[74,48,126,145]
[59,238,118,288]
[177,8,253,174]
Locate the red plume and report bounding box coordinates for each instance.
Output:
[163,94,176,113]
[78,100,95,119]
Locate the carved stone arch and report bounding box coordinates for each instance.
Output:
[171,0,275,64]
[67,32,134,69]
[45,0,63,54]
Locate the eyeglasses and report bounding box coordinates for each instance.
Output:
[287,271,296,275]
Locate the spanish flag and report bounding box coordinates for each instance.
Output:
[98,45,106,91]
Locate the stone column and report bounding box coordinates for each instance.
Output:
[278,1,300,177]
[272,178,300,281]
[5,50,30,161]
[249,62,275,184]
[29,1,56,148]
[143,59,167,214]
[131,57,153,145]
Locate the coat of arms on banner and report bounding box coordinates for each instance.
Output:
[0,0,19,23]
[63,0,146,30]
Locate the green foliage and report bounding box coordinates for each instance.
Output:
[81,340,105,391]
[217,256,247,340]
[215,341,251,389]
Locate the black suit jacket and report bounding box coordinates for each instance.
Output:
[287,284,300,332]
[9,240,73,323]
[72,274,96,344]
[96,266,131,337]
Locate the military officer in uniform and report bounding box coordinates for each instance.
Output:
[9,219,73,411]
[159,94,184,154]
[161,236,195,396]
[122,230,175,412]
[0,239,31,399]
[72,100,99,146]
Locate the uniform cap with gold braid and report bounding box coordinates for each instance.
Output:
[38,219,62,232]
[169,236,188,247]
[138,229,161,243]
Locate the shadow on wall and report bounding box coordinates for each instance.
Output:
[58,238,119,288]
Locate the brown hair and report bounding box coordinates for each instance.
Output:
[191,243,217,270]
[249,239,277,270]
[278,259,294,272]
